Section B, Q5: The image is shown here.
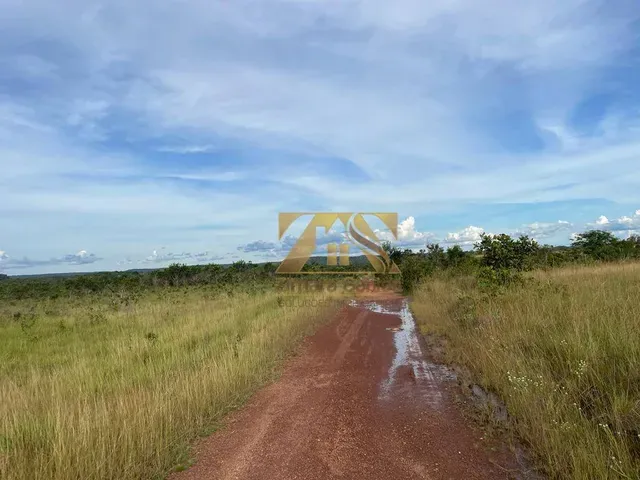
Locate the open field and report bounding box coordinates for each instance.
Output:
[3,252,639,479]
[413,263,640,479]
[0,287,338,480]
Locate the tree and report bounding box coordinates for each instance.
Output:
[400,255,428,294]
[627,235,640,246]
[158,263,192,286]
[475,233,539,272]
[262,262,277,274]
[229,260,251,272]
[425,243,445,268]
[615,235,640,259]
[571,230,621,260]
[445,245,466,268]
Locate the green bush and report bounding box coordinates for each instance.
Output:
[400,255,429,294]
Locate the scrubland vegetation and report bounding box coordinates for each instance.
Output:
[406,231,640,479]
[0,280,338,480]
[1,228,638,479]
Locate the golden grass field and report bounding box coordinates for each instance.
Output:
[413,263,640,479]
[0,288,338,480]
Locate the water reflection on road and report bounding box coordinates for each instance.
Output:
[352,299,456,410]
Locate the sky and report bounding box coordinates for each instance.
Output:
[1,0,640,274]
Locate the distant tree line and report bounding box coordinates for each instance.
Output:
[0,261,279,301]
[0,254,380,301]
[2,229,639,300]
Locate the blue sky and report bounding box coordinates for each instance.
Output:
[1,0,640,274]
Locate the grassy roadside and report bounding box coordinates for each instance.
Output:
[0,287,339,480]
[412,263,640,479]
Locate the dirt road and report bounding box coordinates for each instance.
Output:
[172,296,523,480]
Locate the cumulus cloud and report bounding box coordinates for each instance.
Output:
[376,216,437,248]
[442,220,573,247]
[63,250,100,265]
[443,226,487,246]
[587,209,640,237]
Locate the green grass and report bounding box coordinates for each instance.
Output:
[0,287,339,480]
[412,263,640,479]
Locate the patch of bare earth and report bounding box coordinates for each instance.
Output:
[171,297,526,480]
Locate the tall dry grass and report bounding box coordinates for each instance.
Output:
[0,288,338,480]
[413,263,640,479]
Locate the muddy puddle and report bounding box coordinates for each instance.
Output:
[351,299,457,410]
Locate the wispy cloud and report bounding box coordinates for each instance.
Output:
[156,145,215,154]
[0,250,102,271]
[1,0,639,273]
[239,240,282,254]
[514,221,573,241]
[141,248,227,265]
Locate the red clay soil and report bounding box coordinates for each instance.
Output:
[171,297,524,480]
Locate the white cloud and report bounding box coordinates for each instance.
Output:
[443,226,487,246]
[239,240,281,254]
[143,249,192,264]
[376,216,436,247]
[141,248,228,265]
[397,216,436,244]
[157,145,215,154]
[63,250,100,265]
[587,209,640,237]
[442,220,572,247]
[514,220,572,240]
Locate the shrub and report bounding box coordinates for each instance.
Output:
[475,233,539,272]
[400,255,429,294]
